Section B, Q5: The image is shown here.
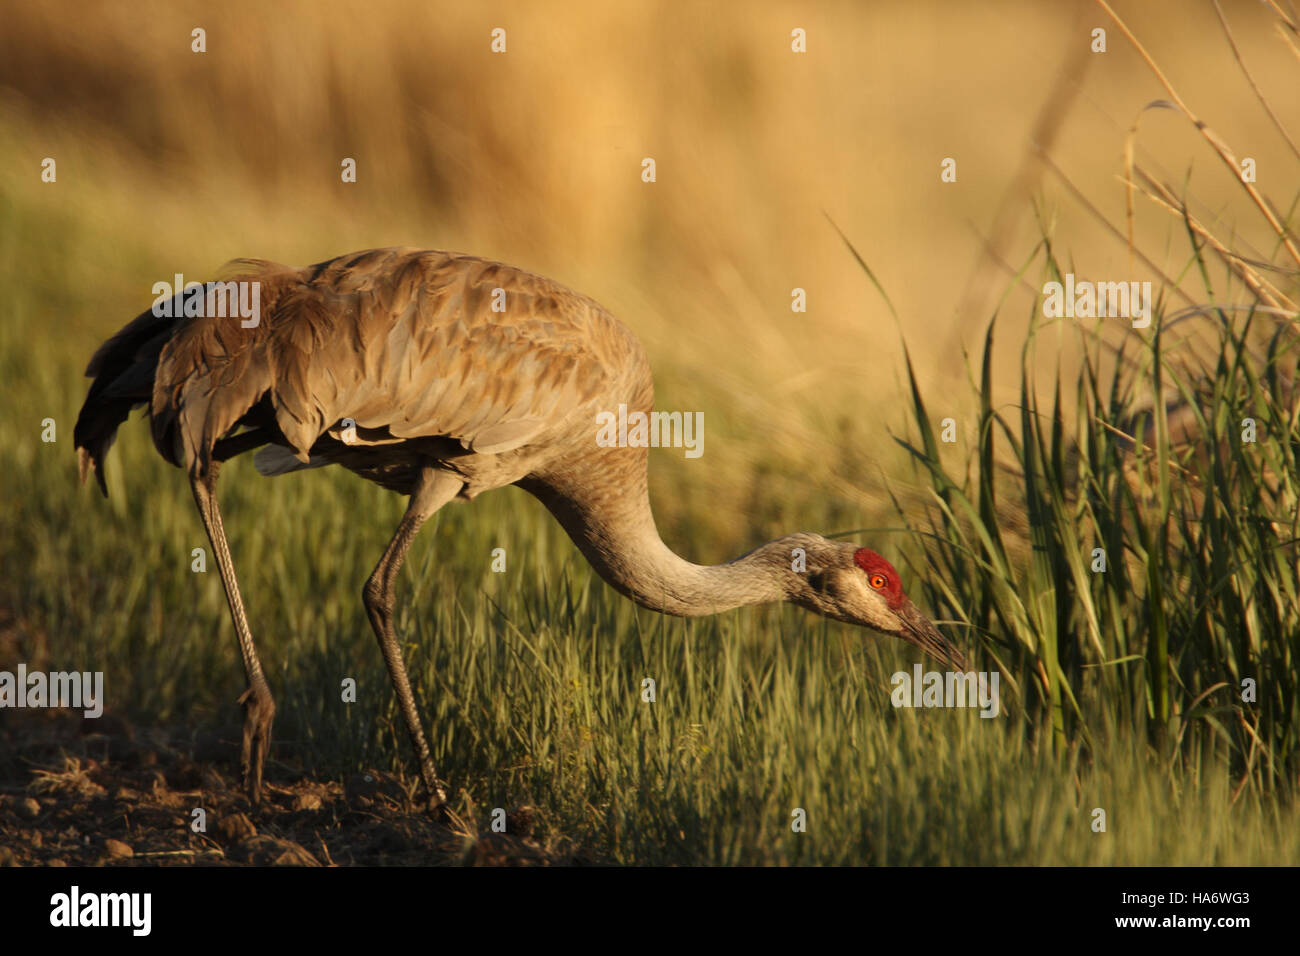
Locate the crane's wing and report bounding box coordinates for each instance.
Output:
[149,248,645,478]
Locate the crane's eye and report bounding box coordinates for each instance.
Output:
[869,573,887,590]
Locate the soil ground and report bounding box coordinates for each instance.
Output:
[0,709,584,867]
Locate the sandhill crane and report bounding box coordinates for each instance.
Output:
[74,247,965,812]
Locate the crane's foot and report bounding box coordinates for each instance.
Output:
[237,682,276,806]
[412,750,449,807]
[417,767,467,831]
[430,799,469,835]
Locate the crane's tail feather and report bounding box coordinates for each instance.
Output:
[74,306,178,496]
[76,261,300,494]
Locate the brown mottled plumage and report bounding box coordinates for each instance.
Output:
[75,247,964,813]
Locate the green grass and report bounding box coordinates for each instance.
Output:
[3,171,1300,866]
[888,241,1299,802]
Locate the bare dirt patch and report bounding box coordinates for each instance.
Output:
[0,709,583,867]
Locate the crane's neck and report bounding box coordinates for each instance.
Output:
[521,447,797,617]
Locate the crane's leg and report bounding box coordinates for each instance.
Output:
[362,467,462,812]
[190,464,276,805]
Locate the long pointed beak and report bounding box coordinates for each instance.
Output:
[897,599,967,670]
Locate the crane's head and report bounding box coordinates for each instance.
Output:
[787,536,966,670]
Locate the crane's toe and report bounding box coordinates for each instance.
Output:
[431,801,470,835]
[237,683,276,805]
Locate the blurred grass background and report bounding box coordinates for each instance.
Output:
[1,0,1298,863]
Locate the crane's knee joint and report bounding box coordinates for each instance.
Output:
[362,577,387,611]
